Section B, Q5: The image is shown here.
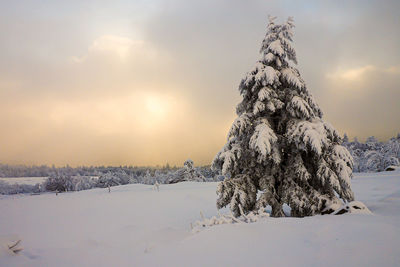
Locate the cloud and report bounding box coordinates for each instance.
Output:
[0,30,229,166]
[319,64,400,141]
[0,0,399,166]
[386,65,400,75]
[325,65,400,83]
[0,90,229,166]
[326,65,376,81]
[72,35,156,63]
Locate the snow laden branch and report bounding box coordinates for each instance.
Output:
[286,119,334,155]
[249,119,280,164]
[227,113,251,140]
[8,240,23,254]
[191,208,270,233]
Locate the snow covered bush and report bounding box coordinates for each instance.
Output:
[192,209,270,233]
[96,172,122,188]
[73,175,98,191]
[44,173,74,192]
[212,16,355,217]
[110,170,132,185]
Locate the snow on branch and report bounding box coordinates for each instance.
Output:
[322,121,340,142]
[263,52,275,64]
[278,34,297,64]
[286,95,314,119]
[257,87,276,101]
[191,208,270,233]
[228,113,251,140]
[281,67,304,89]
[286,119,329,155]
[253,101,265,115]
[286,16,295,27]
[212,142,242,176]
[268,15,277,24]
[303,93,323,118]
[268,39,284,57]
[265,101,276,113]
[256,65,280,86]
[242,63,280,91]
[249,119,279,162]
[291,155,312,182]
[317,159,341,192]
[329,145,354,201]
[7,239,23,254]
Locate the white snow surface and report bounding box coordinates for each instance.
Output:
[0,177,47,185]
[1,172,400,266]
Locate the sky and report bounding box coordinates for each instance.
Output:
[0,0,399,167]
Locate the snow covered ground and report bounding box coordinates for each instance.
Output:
[0,177,47,185]
[0,172,399,267]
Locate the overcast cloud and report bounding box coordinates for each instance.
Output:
[0,0,399,166]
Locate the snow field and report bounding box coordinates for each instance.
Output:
[0,172,400,266]
[0,177,47,186]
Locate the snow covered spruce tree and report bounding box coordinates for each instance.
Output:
[212,17,355,217]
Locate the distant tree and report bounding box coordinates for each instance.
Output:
[342,134,400,172]
[366,136,381,151]
[44,173,74,192]
[386,134,400,159]
[74,175,97,191]
[96,172,121,188]
[212,17,355,217]
[168,159,205,184]
[343,133,349,144]
[364,135,400,171]
[365,150,399,172]
[143,170,155,185]
[113,170,131,185]
[153,181,160,191]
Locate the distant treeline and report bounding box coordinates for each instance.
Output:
[1,134,399,178]
[342,133,400,172]
[0,133,399,195]
[0,164,180,178]
[0,161,222,194]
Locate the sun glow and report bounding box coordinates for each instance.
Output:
[136,92,179,130]
[145,94,167,118]
[325,65,375,81]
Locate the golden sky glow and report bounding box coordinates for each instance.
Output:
[0,0,399,166]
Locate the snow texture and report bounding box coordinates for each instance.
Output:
[0,172,400,266]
